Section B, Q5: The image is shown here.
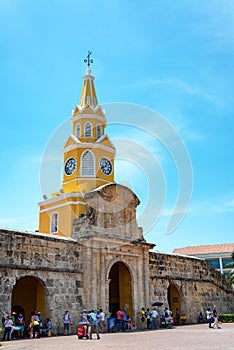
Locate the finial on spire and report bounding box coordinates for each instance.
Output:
[84,51,93,74]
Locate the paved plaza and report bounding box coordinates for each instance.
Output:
[0,323,233,350]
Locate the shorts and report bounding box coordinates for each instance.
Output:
[19,325,25,332]
[64,323,70,330]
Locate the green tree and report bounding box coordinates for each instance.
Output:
[225,252,234,284]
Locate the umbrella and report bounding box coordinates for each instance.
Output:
[152,302,163,307]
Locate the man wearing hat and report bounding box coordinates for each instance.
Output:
[11,312,17,326]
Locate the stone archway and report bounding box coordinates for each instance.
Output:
[167,283,181,323]
[12,276,46,322]
[108,261,132,318]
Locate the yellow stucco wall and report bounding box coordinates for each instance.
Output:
[39,194,86,236]
[119,263,132,318]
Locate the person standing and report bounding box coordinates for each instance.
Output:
[2,315,13,341]
[140,307,146,330]
[82,310,88,322]
[99,309,105,333]
[46,318,52,336]
[206,308,213,328]
[116,309,122,331]
[151,307,158,330]
[17,313,25,338]
[212,306,221,329]
[89,310,100,340]
[30,311,40,338]
[10,312,17,339]
[81,310,91,337]
[37,311,43,334]
[175,308,180,326]
[63,310,71,335]
[145,308,152,329]
[96,310,101,335]
[121,309,128,331]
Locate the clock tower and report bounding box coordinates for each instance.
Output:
[38,52,116,237]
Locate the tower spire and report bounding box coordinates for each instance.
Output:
[78,50,98,108]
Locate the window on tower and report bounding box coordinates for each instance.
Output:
[96,124,102,139]
[76,123,80,138]
[84,122,92,137]
[81,150,95,176]
[50,212,58,234]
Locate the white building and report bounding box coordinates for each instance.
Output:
[173,243,234,276]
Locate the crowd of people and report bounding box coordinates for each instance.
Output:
[1,311,52,341]
[62,308,104,340]
[140,306,174,329]
[78,307,136,338]
[1,304,222,341]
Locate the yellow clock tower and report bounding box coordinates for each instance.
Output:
[38,52,116,237]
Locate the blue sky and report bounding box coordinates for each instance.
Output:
[0,0,233,252]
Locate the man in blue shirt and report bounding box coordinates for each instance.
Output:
[89,310,100,340]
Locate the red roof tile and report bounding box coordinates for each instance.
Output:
[173,243,234,255]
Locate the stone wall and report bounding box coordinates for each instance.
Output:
[83,183,144,241]
[1,227,233,334]
[149,251,234,323]
[0,229,83,334]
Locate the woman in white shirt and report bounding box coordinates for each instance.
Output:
[206,308,212,328]
[3,315,13,341]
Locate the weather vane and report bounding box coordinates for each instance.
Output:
[84,51,93,68]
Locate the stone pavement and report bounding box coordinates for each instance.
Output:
[0,323,233,350]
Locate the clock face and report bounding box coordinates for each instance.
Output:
[64,157,76,176]
[100,157,112,175]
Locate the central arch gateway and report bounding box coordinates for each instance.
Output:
[109,261,132,318]
[73,183,155,325]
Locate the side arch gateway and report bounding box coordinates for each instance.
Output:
[12,276,46,322]
[167,283,182,322]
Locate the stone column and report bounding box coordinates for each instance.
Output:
[90,242,97,309]
[1,274,15,316]
[143,247,150,307]
[100,251,106,309]
[82,243,91,309]
[135,255,143,327]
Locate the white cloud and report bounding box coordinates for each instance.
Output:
[188,194,234,215]
[0,214,38,231]
[212,198,234,214]
[128,77,217,103]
